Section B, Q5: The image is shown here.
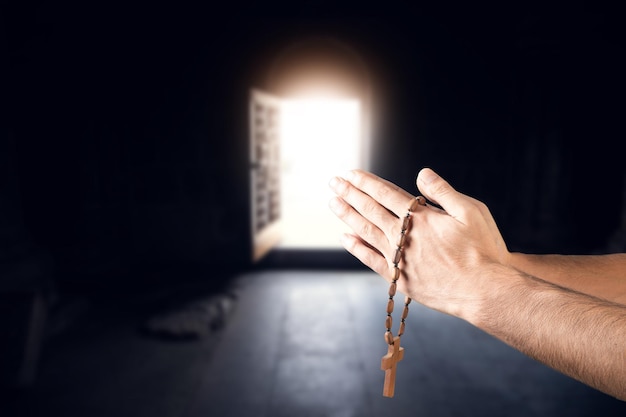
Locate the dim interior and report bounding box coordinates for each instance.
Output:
[3,5,626,417]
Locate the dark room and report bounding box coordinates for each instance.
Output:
[2,1,626,416]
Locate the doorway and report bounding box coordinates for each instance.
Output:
[250,36,372,263]
[280,96,362,249]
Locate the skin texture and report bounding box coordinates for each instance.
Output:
[329,168,626,401]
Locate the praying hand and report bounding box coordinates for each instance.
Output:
[329,167,626,401]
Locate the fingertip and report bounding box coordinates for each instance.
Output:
[417,167,439,185]
[339,233,354,247]
[344,170,356,182]
[328,196,343,213]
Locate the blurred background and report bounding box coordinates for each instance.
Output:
[2,1,626,416]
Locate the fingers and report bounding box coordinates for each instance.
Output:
[328,194,390,254]
[344,170,415,218]
[416,168,471,223]
[339,233,392,280]
[329,175,401,244]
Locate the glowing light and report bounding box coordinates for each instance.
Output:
[279,97,362,248]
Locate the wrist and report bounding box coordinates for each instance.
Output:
[461,262,527,328]
[507,251,533,270]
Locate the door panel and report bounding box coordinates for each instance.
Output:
[250,89,282,262]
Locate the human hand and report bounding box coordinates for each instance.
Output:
[329,168,512,320]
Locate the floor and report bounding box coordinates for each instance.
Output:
[8,270,626,417]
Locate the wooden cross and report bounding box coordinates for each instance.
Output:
[381,336,404,397]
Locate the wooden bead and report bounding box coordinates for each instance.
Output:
[396,232,406,248]
[385,331,394,345]
[401,306,409,320]
[382,199,420,356]
[388,282,397,297]
[393,248,402,265]
[398,321,406,337]
[386,299,394,314]
[412,196,426,208]
[402,215,411,231]
[392,267,400,281]
[409,197,422,212]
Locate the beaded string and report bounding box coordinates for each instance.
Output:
[385,195,425,346]
[381,195,426,398]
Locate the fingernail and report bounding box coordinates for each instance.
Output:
[419,168,438,184]
[329,176,340,188]
[344,170,356,181]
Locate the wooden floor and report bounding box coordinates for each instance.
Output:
[12,270,626,417]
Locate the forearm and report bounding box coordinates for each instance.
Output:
[469,264,626,400]
[509,253,626,305]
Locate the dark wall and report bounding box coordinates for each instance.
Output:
[3,2,625,295]
[361,5,626,254]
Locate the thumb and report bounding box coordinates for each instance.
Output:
[416,168,468,221]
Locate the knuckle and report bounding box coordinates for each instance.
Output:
[454,204,471,219]
[429,179,450,197]
[464,198,488,219]
[361,249,377,267]
[359,221,372,238]
[392,221,405,238]
[361,199,378,216]
[474,200,488,213]
[375,184,391,200]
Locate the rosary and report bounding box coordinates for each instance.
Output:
[381,195,426,397]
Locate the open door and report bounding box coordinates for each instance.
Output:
[250,89,282,262]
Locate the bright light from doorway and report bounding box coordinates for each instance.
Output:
[279,98,362,248]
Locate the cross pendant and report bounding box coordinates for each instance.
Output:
[381,336,404,397]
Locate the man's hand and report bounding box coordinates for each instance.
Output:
[329,168,626,400]
[329,167,511,320]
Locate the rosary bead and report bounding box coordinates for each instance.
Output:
[388,282,397,297]
[409,197,421,212]
[386,299,394,314]
[402,215,411,231]
[392,266,400,281]
[385,331,394,345]
[398,321,406,337]
[401,305,409,320]
[393,248,402,265]
[396,232,406,248]
[381,195,419,398]
[413,195,426,209]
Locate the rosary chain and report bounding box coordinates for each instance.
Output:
[384,195,426,345]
